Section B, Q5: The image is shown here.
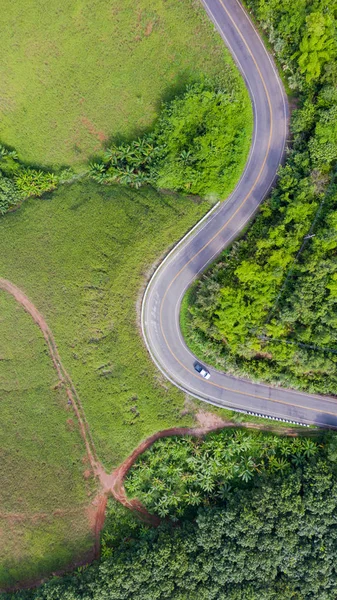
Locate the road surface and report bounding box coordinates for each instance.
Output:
[142,0,337,428]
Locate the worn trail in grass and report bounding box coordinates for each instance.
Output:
[0,181,213,469]
[0,288,97,589]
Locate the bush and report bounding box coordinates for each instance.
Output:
[90,78,252,198]
[0,175,21,214]
[0,144,59,214]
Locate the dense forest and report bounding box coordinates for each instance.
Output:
[8,428,337,600]
[125,428,321,518]
[184,0,337,394]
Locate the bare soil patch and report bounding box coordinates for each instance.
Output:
[0,277,317,588]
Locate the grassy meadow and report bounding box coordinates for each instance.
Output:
[0,0,254,586]
[0,181,212,469]
[0,0,238,168]
[0,290,96,589]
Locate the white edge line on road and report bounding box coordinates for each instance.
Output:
[141,200,220,334]
[141,0,333,424]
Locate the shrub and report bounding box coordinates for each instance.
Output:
[90,78,252,198]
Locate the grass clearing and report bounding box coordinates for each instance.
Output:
[0,290,96,589]
[0,0,254,585]
[0,181,213,469]
[0,0,243,168]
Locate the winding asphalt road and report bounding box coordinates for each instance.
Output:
[141,0,337,429]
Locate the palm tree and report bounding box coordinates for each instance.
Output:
[179,150,194,165]
[292,452,305,468]
[279,439,293,457]
[119,165,136,185]
[89,162,107,183]
[301,438,318,459]
[184,490,202,507]
[238,457,255,482]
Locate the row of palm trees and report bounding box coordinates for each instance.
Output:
[89,137,160,189]
[125,430,321,518]
[89,135,200,189]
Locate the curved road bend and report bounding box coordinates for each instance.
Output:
[142,0,337,428]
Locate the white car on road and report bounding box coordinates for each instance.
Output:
[194,361,211,379]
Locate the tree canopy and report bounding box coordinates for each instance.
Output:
[89,77,252,198]
[8,430,337,600]
[184,0,337,395]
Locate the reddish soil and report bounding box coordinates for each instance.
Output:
[80,117,107,143]
[86,495,108,556]
[0,277,315,587]
[145,21,154,36]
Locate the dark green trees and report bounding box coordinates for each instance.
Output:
[185,0,337,395]
[9,430,337,600]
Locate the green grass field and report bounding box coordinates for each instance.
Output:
[0,181,213,469]
[0,0,238,168]
[0,0,254,587]
[0,290,97,589]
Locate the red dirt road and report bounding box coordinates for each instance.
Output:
[0,278,233,526]
[0,278,314,580]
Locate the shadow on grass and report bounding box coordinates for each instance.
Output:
[0,139,70,175]
[87,70,199,165]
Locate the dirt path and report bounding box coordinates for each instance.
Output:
[0,278,99,470]
[0,278,318,574]
[0,278,107,553]
[106,413,315,524]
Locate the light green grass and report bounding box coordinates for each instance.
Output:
[0,0,241,168]
[0,0,254,585]
[0,290,96,589]
[0,182,213,469]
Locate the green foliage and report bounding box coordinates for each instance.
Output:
[294,12,336,83]
[100,501,148,559]
[15,169,58,197]
[154,80,252,196]
[8,430,337,600]
[309,88,337,166]
[0,0,246,167]
[246,0,337,90]
[90,78,252,198]
[0,175,21,214]
[125,429,320,518]
[0,144,58,214]
[89,136,158,188]
[184,0,337,395]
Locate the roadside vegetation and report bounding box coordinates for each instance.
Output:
[0,181,211,469]
[0,0,255,587]
[8,428,337,599]
[0,145,64,215]
[0,290,96,590]
[183,0,337,395]
[90,78,252,198]
[0,0,244,168]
